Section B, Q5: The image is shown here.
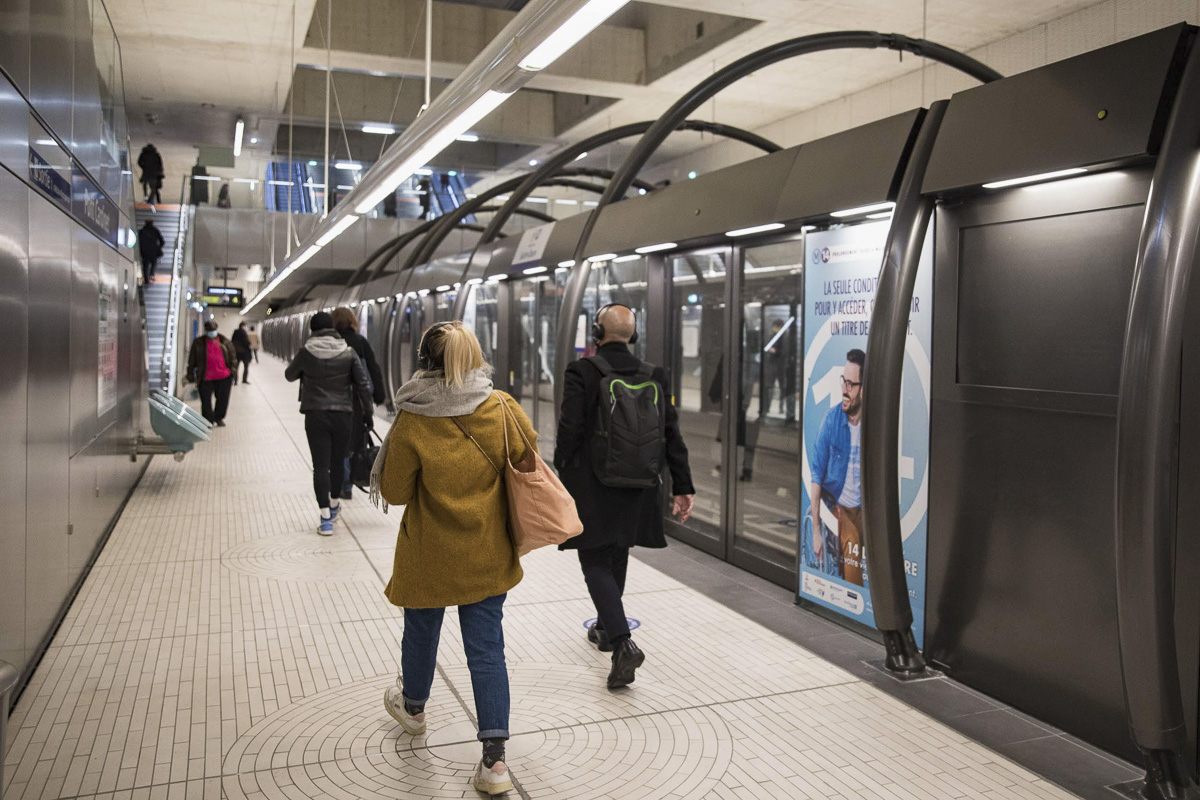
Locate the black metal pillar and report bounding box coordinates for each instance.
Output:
[1115,34,1200,800]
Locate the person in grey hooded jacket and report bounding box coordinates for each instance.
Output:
[285,311,374,534]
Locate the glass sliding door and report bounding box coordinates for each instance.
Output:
[667,251,729,552]
[733,240,805,582]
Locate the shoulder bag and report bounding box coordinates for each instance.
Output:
[453,392,583,556]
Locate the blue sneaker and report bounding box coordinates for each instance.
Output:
[329,504,341,522]
[318,515,333,536]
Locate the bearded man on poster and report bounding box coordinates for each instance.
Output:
[807,348,866,586]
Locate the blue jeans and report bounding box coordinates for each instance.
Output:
[401,593,509,740]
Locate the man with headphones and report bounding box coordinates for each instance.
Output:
[555,303,695,690]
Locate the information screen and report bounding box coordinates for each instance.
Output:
[202,286,243,307]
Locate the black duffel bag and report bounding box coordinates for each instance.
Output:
[350,428,382,490]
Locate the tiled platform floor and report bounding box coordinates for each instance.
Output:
[5,359,1084,799]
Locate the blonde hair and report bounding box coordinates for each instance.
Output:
[425,321,486,387]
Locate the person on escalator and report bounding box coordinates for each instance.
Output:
[284,312,373,535]
[137,220,165,284]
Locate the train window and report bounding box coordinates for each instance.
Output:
[956,204,1141,395]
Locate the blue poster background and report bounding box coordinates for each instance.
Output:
[798,220,932,645]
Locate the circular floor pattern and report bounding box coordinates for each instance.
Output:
[221,531,378,582]
[222,665,731,799]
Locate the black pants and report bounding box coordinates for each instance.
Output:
[304,410,352,509]
[578,545,631,641]
[198,376,232,422]
[141,256,158,283]
[237,354,251,383]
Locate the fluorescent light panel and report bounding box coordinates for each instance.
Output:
[523,266,548,275]
[636,242,676,254]
[726,222,784,238]
[335,161,363,171]
[587,253,617,262]
[526,197,549,204]
[436,284,452,292]
[519,0,630,71]
[457,133,479,142]
[315,214,360,247]
[233,118,244,157]
[557,260,576,268]
[362,124,397,135]
[982,167,1087,189]
[866,211,893,219]
[613,254,641,263]
[354,90,511,214]
[831,202,894,218]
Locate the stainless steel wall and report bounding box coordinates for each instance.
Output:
[0,0,147,688]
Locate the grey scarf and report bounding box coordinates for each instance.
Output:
[369,367,494,511]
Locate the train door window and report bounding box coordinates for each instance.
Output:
[667,251,728,552]
[466,282,500,366]
[514,280,538,422]
[534,271,567,454]
[735,240,804,578]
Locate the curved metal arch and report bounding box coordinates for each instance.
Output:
[475,204,557,225]
[547,30,1000,663]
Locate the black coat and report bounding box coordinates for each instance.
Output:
[338,326,386,406]
[138,223,164,260]
[231,328,252,357]
[554,342,694,550]
[137,145,163,186]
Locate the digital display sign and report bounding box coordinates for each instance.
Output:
[201,286,244,307]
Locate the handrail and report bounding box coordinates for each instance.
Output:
[1114,33,1200,798]
[860,101,946,673]
[161,177,190,394]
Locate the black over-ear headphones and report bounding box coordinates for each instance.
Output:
[591,303,639,345]
[417,321,454,371]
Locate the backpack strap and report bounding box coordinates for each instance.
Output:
[586,354,615,376]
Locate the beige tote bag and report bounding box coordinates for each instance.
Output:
[455,393,583,556]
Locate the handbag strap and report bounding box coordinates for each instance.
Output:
[450,415,502,476]
[494,392,534,458]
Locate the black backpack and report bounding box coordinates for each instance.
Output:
[587,355,665,488]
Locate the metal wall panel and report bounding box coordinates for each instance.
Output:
[71,224,100,454]
[923,25,1188,195]
[0,0,31,94]
[0,172,29,674]
[69,0,101,169]
[28,0,74,144]
[0,72,28,181]
[24,194,72,665]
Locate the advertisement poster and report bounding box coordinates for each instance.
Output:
[98,267,119,416]
[799,220,932,645]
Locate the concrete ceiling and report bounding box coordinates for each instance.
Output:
[112,0,1107,194]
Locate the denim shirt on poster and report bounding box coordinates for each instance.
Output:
[811,403,851,508]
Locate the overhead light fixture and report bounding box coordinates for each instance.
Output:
[335,161,363,171]
[457,133,480,142]
[336,185,354,190]
[613,254,641,263]
[250,136,259,144]
[448,170,458,177]
[268,180,294,186]
[583,200,599,206]
[362,124,397,135]
[195,175,221,181]
[35,138,55,146]
[233,178,258,184]
[487,274,508,281]
[529,159,539,166]
[354,90,512,214]
[526,197,549,204]
[556,199,578,205]
[574,151,588,161]
[638,188,646,195]
[523,266,548,275]
[558,260,576,268]
[234,118,244,157]
[866,211,892,219]
[982,167,1087,189]
[308,160,319,166]
[687,171,697,180]
[518,0,631,71]
[467,278,484,285]
[466,193,478,199]
[587,253,617,263]
[830,202,894,218]
[418,289,431,296]
[726,222,785,237]
[636,242,676,254]
[436,284,452,291]
[302,182,326,188]
[315,214,360,246]
[377,296,388,302]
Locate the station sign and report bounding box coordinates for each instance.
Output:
[201,286,244,307]
[28,115,120,250]
[513,222,554,267]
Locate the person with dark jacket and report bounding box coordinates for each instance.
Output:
[554,304,695,690]
[285,311,373,535]
[332,307,386,498]
[231,322,252,384]
[138,220,165,284]
[137,143,164,204]
[186,320,236,425]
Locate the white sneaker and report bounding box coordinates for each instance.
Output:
[472,760,513,795]
[383,685,426,735]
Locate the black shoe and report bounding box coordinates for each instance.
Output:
[587,622,613,653]
[738,469,753,481]
[607,639,644,690]
[216,420,226,427]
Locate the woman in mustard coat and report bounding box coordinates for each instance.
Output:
[370,321,536,797]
